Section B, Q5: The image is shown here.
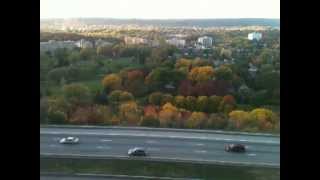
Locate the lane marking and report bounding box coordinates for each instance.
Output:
[196,143,204,146]
[100,139,112,142]
[248,153,257,156]
[96,146,111,150]
[194,150,207,153]
[146,140,157,144]
[41,132,279,145]
[240,139,249,142]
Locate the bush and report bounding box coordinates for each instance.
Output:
[140,115,160,127]
[62,83,91,106]
[47,111,67,124]
[185,112,207,129]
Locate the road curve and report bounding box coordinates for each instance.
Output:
[40,127,280,167]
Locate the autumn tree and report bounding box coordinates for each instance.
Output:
[188,66,214,83]
[160,94,174,105]
[119,101,142,126]
[102,73,122,93]
[69,105,112,125]
[196,96,209,112]
[249,108,279,131]
[173,96,186,109]
[185,96,197,111]
[228,110,250,129]
[207,95,223,113]
[158,103,181,127]
[185,112,207,129]
[219,95,236,114]
[215,65,233,81]
[206,113,228,129]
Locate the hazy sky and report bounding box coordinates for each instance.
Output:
[41,0,280,19]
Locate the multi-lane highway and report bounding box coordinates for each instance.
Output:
[40,126,280,167]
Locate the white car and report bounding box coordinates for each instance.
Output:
[59,137,79,144]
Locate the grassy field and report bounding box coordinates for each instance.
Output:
[40,158,280,180]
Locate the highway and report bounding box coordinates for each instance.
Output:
[40,126,280,167]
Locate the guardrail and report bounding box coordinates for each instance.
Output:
[40,124,280,137]
[40,153,280,169]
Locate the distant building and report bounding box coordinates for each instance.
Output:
[40,40,77,52]
[196,36,213,49]
[166,38,186,48]
[248,32,262,41]
[124,36,148,45]
[75,39,93,49]
[95,39,112,48]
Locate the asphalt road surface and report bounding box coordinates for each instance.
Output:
[40,127,280,167]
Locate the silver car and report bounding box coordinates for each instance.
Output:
[59,137,79,144]
[128,147,147,156]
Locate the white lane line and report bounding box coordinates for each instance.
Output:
[41,132,279,145]
[248,153,257,156]
[96,146,111,149]
[194,150,207,153]
[196,143,204,146]
[240,139,248,142]
[146,140,157,144]
[100,139,112,142]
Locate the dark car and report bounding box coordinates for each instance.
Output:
[225,144,246,153]
[128,147,147,156]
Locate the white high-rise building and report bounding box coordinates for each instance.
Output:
[248,32,262,41]
[196,36,213,49]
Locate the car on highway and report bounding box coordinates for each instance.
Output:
[225,144,246,153]
[59,137,79,144]
[128,147,147,156]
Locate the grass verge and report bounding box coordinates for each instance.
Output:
[40,157,280,180]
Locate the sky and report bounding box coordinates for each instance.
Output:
[40,0,280,19]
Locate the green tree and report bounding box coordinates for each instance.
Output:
[196,96,209,112]
[62,83,91,106]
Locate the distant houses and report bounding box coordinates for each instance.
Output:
[40,39,113,53]
[124,36,148,45]
[166,38,186,48]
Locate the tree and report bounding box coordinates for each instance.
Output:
[215,65,233,81]
[69,105,112,125]
[119,91,134,102]
[80,48,96,60]
[62,83,91,106]
[148,92,163,105]
[228,110,250,129]
[123,70,147,96]
[196,96,209,112]
[174,96,186,109]
[175,58,192,69]
[185,96,197,111]
[160,94,173,106]
[188,66,214,83]
[186,112,207,129]
[102,73,122,93]
[119,101,142,125]
[158,103,181,127]
[219,95,236,114]
[207,95,222,113]
[220,48,232,59]
[249,108,279,130]
[206,113,228,129]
